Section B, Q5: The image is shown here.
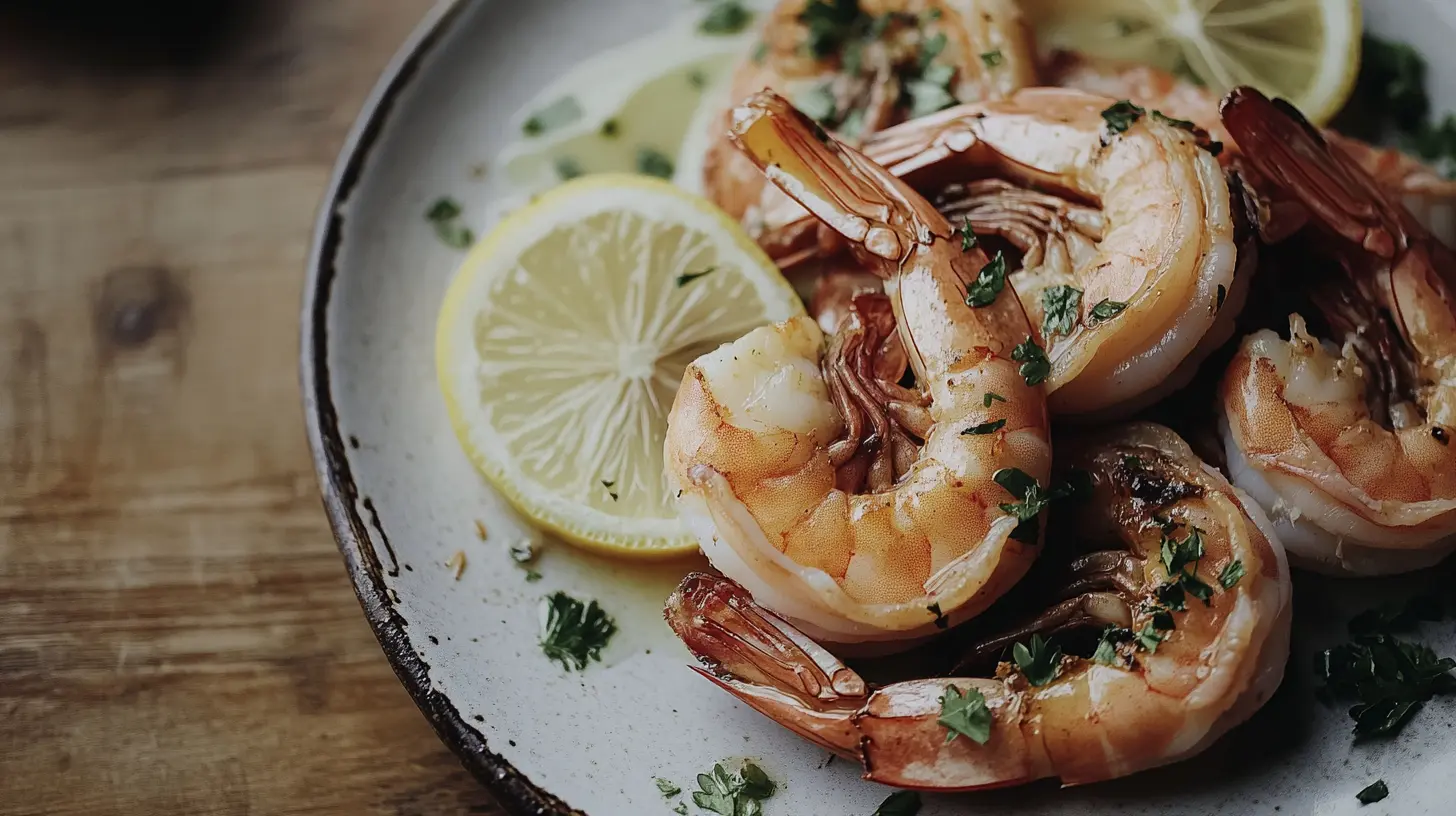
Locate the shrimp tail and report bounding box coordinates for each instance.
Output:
[665,573,868,757]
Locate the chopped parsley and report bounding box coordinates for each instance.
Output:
[965,251,1007,307]
[1218,559,1246,590]
[1088,299,1128,323]
[927,601,948,629]
[980,50,1004,68]
[600,118,620,138]
[872,790,923,816]
[687,69,709,90]
[938,684,992,744]
[553,156,584,181]
[1178,571,1215,606]
[524,569,543,582]
[425,197,474,249]
[522,96,583,137]
[673,805,688,816]
[1357,780,1389,805]
[983,391,1006,408]
[959,218,979,251]
[636,147,676,179]
[919,32,947,70]
[799,0,867,58]
[1012,634,1062,686]
[699,1,754,35]
[1154,581,1188,612]
[1101,100,1145,135]
[655,778,682,797]
[993,467,1051,543]
[1135,621,1165,653]
[1040,285,1082,338]
[1341,36,1456,176]
[676,267,716,287]
[962,418,1006,436]
[1160,526,1205,577]
[1011,337,1051,386]
[907,62,957,118]
[539,591,617,671]
[1151,109,1196,130]
[1093,626,1132,666]
[690,762,776,816]
[1349,594,1443,635]
[1316,599,1456,740]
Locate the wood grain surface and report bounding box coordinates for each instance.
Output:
[0,2,505,813]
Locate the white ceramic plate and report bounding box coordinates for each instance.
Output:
[302,1,1456,813]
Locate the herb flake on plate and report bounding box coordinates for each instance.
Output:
[522,95,584,137]
[691,761,776,816]
[1011,337,1050,386]
[699,1,754,35]
[873,790,922,816]
[637,146,676,179]
[1012,634,1062,687]
[425,197,474,249]
[1040,284,1082,338]
[1357,779,1389,805]
[938,684,992,744]
[965,250,1007,307]
[539,591,617,670]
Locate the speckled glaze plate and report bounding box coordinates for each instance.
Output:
[302,1,1456,814]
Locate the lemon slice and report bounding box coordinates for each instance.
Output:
[1023,0,1361,124]
[436,174,803,558]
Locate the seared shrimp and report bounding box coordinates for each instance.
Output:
[1219,87,1456,575]
[664,91,1051,645]
[1045,51,1456,242]
[704,0,1036,221]
[666,423,1291,789]
[858,88,1238,418]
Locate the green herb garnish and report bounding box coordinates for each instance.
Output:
[1101,100,1145,135]
[873,790,923,816]
[965,251,1007,307]
[1040,285,1082,338]
[1093,626,1132,666]
[687,69,709,90]
[1135,621,1165,653]
[1218,559,1246,590]
[1151,109,1196,130]
[1013,634,1062,687]
[962,418,1006,436]
[959,218,978,251]
[799,0,868,58]
[919,32,947,70]
[1154,581,1187,612]
[691,762,776,816]
[938,684,992,744]
[676,267,716,287]
[795,82,839,124]
[1160,527,1205,577]
[673,804,688,816]
[425,197,474,249]
[983,391,1006,408]
[1178,571,1215,606]
[1317,601,1456,739]
[993,467,1051,543]
[655,778,681,797]
[1011,337,1051,386]
[1088,298,1128,323]
[553,156,584,181]
[699,1,754,35]
[522,96,583,137]
[1357,780,1389,805]
[906,62,956,118]
[525,569,543,582]
[636,147,676,179]
[539,591,617,671]
[600,118,620,138]
[980,49,1004,68]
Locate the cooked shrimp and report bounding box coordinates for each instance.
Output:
[1219,87,1456,575]
[1045,51,1456,243]
[704,0,1037,222]
[666,423,1291,789]
[664,91,1051,645]
[860,87,1239,417]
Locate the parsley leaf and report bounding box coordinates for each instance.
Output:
[795,82,838,124]
[522,96,583,137]
[1357,780,1389,805]
[1101,100,1145,135]
[600,118,620,138]
[938,684,992,744]
[673,804,688,816]
[799,0,868,58]
[1011,337,1051,386]
[1348,594,1443,635]
[1012,634,1062,686]
[1217,559,1246,590]
[553,156,584,181]
[425,197,474,249]
[965,251,1007,307]
[636,147,676,179]
[1135,621,1165,653]
[690,762,776,816]
[962,418,1006,436]
[980,49,1004,68]
[1088,298,1128,323]
[1154,581,1187,612]
[1093,626,1132,666]
[919,32,947,70]
[959,218,979,251]
[1160,527,1205,577]
[1151,109,1196,130]
[655,778,681,797]
[993,467,1050,543]
[983,391,1007,408]
[676,267,716,287]
[1040,285,1082,338]
[1317,626,1456,739]
[907,62,957,118]
[1179,571,1215,606]
[873,790,923,816]
[699,1,754,35]
[539,591,617,671]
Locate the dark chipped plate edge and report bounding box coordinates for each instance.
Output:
[299,1,585,813]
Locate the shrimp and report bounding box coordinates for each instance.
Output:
[666,423,1291,789]
[858,87,1239,418]
[663,90,1051,646]
[1218,87,1456,575]
[703,0,1037,222]
[1044,51,1456,243]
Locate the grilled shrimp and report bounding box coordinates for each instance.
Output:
[1045,51,1456,243]
[666,423,1291,789]
[704,0,1036,222]
[779,87,1239,418]
[664,91,1051,645]
[1218,87,1456,575]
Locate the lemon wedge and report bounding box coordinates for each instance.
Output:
[436,174,803,558]
[1024,0,1361,125]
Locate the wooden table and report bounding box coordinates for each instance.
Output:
[0,3,504,813]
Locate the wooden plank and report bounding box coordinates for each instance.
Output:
[0,2,505,813]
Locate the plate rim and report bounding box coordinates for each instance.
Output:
[298,1,583,813]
